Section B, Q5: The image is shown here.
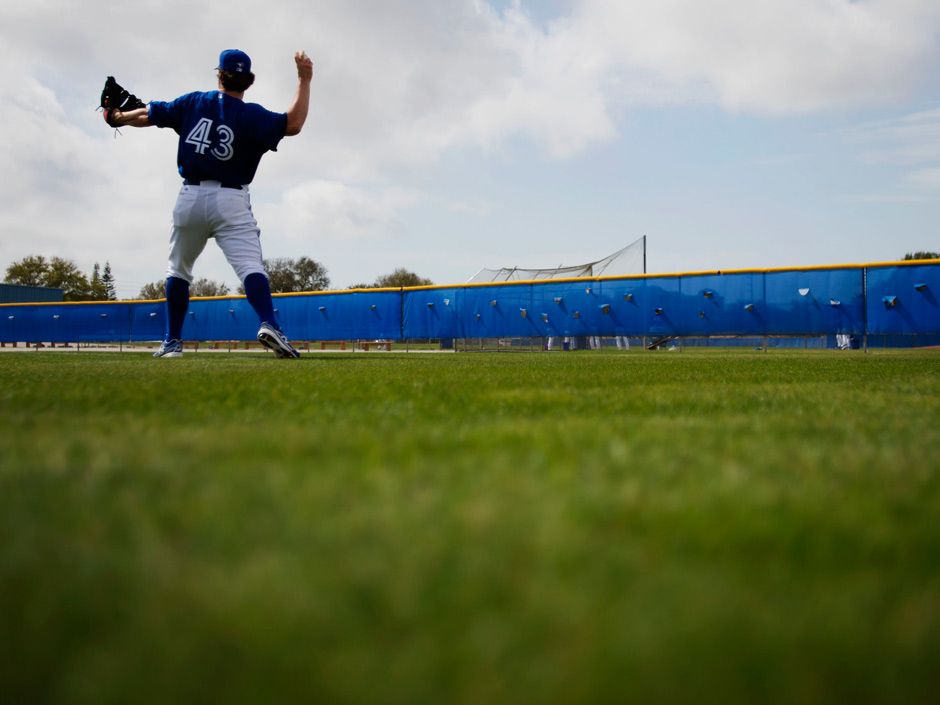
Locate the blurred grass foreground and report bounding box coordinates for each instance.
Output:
[1,349,938,704]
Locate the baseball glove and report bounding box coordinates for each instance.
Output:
[100,76,145,127]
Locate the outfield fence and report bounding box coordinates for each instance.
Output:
[1,260,938,347]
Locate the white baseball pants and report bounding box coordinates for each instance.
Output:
[166,181,265,283]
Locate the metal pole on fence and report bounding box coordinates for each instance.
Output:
[642,235,647,275]
[862,267,869,354]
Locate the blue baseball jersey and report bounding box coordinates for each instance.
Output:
[148,91,287,185]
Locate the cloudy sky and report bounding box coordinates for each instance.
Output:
[2,0,939,297]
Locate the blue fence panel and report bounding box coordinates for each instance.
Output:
[39,308,67,342]
[333,290,403,341]
[670,272,762,335]
[403,288,463,339]
[81,304,132,342]
[527,281,606,337]
[453,284,534,339]
[866,264,940,335]
[570,280,617,335]
[307,290,401,341]
[192,298,264,341]
[524,282,564,338]
[275,291,401,341]
[128,300,166,341]
[598,279,647,335]
[2,306,31,342]
[640,277,683,336]
[672,274,718,336]
[279,294,339,341]
[6,305,45,342]
[28,303,132,342]
[51,305,105,342]
[764,268,864,335]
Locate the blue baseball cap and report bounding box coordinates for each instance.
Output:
[217,49,251,74]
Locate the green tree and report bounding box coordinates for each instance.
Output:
[6,255,91,300]
[102,261,117,300]
[137,280,165,300]
[5,255,48,286]
[190,278,230,297]
[347,268,433,289]
[265,257,330,293]
[291,256,331,292]
[374,268,433,288]
[137,278,230,299]
[237,257,330,294]
[89,263,109,301]
[902,251,940,261]
[45,257,91,300]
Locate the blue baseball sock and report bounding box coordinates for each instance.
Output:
[165,276,190,341]
[243,272,278,328]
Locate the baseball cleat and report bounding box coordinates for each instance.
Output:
[153,339,183,358]
[257,323,301,358]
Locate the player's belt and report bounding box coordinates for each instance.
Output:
[183,179,243,190]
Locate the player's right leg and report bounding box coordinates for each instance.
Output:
[256,319,301,358]
[153,338,184,358]
[156,185,210,357]
[213,188,300,358]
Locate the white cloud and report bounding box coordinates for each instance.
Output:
[1,0,939,293]
[841,108,940,166]
[275,180,420,241]
[281,0,940,170]
[837,107,940,200]
[0,71,176,296]
[574,0,940,115]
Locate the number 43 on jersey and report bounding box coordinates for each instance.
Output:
[185,118,234,161]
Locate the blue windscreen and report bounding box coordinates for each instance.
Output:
[1,263,937,343]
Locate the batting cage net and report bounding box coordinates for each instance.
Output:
[466,236,646,283]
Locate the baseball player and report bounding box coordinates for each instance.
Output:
[104,49,313,358]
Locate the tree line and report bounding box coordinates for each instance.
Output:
[4,255,117,301]
[4,255,434,301]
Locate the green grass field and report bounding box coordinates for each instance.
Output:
[1,349,938,704]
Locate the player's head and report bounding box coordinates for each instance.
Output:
[216,49,255,92]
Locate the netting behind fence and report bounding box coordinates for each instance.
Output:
[467,237,646,283]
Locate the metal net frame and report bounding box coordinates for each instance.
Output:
[467,236,646,283]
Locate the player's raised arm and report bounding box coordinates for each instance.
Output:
[285,51,313,136]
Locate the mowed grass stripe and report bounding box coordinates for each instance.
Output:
[1,349,938,705]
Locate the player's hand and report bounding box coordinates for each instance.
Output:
[295,51,313,83]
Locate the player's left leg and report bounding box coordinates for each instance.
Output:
[161,276,190,352]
